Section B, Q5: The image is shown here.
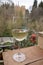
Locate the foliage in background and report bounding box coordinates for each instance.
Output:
[39,1,43,8]
[14,30,37,48]
[0,0,43,37]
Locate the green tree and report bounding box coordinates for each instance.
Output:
[33,0,37,8]
[39,1,43,8]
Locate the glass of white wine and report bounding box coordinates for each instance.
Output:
[12,28,28,62]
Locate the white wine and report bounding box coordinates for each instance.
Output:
[12,29,28,41]
[12,29,28,62]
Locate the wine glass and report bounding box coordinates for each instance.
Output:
[12,11,28,62]
[12,28,28,62]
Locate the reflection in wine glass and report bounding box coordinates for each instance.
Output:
[12,29,28,62]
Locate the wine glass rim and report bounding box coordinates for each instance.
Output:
[12,28,28,30]
[12,29,29,33]
[12,28,28,31]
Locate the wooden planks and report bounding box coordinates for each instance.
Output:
[3,46,43,65]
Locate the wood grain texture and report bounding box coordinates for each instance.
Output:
[3,46,43,65]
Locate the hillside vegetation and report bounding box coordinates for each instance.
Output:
[0,0,43,36]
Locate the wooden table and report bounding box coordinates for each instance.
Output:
[3,46,43,65]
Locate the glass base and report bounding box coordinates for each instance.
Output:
[13,52,26,62]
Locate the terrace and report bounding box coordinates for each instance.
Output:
[0,0,43,65]
[0,32,43,65]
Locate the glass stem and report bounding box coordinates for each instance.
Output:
[18,41,21,54]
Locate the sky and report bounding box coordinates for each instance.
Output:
[12,0,43,9]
